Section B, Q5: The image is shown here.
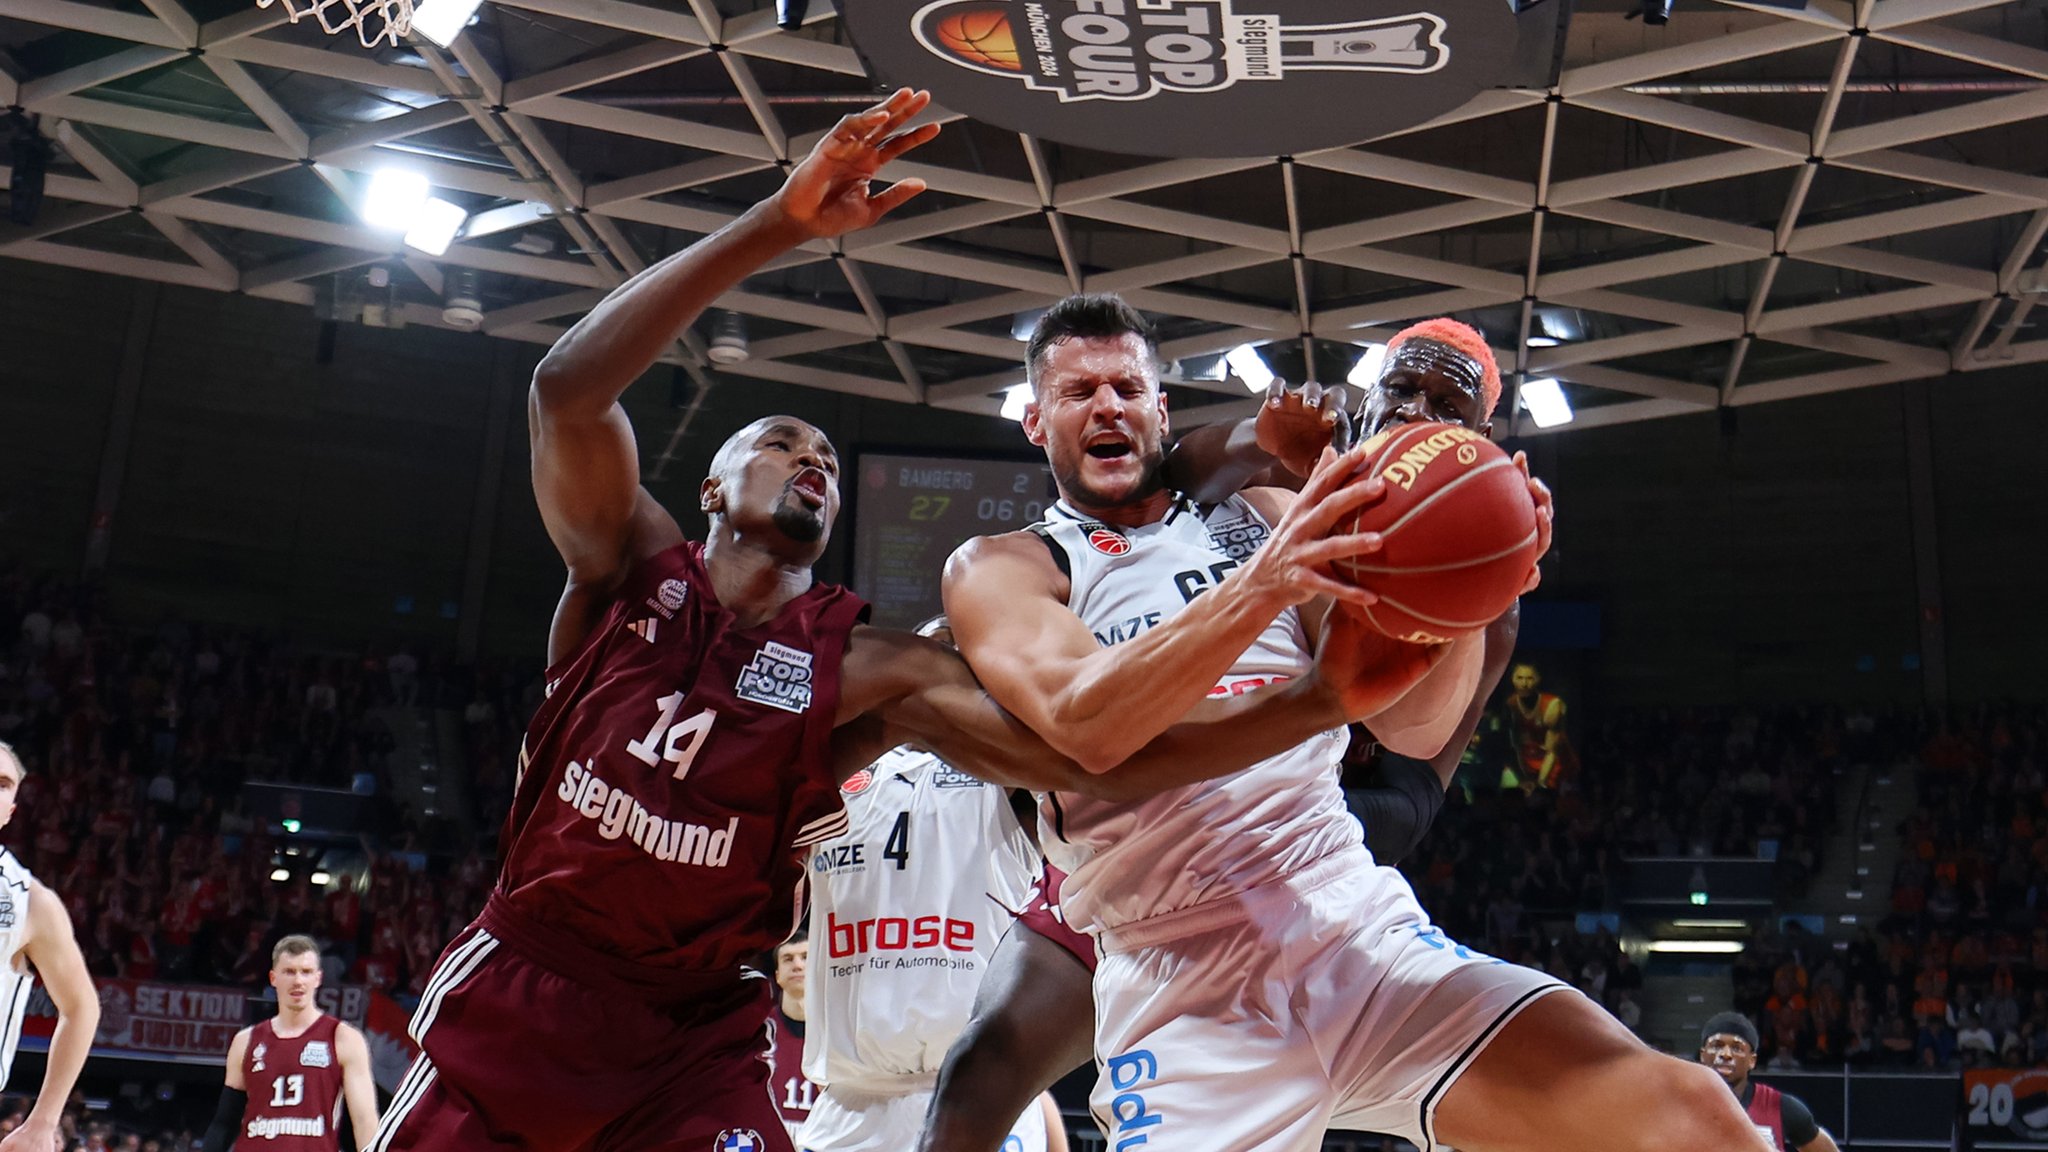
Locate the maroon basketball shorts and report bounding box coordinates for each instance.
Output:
[371,922,790,1152]
[1019,863,1096,974]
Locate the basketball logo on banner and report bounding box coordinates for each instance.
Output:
[843,0,1522,158]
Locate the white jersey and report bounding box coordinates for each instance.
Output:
[1029,493,1358,935]
[0,850,37,1088]
[801,746,1038,1093]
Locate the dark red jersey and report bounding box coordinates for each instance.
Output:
[241,1015,344,1151]
[1745,1081,1785,1150]
[1020,862,1096,973]
[490,542,868,999]
[767,1006,816,1135]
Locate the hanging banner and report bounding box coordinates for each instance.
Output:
[842,0,1524,157]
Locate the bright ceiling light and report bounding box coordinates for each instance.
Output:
[1346,343,1387,388]
[1526,334,1561,348]
[1519,377,1574,428]
[1645,940,1745,954]
[1670,919,1749,930]
[1225,344,1276,393]
[410,0,485,47]
[269,868,291,883]
[363,168,430,231]
[1000,383,1032,422]
[404,197,468,256]
[310,870,333,886]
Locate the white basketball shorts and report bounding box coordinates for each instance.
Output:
[1089,846,1571,1152]
[797,1082,1047,1152]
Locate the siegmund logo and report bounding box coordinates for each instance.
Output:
[913,0,1448,104]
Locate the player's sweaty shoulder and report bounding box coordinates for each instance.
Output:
[943,528,1068,606]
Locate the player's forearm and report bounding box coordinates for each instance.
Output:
[1364,632,1485,760]
[532,200,811,418]
[1078,674,1344,801]
[28,999,99,1128]
[1160,417,1269,505]
[1039,580,1297,772]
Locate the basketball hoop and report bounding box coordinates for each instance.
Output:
[256,0,413,48]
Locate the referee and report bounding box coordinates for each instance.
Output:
[1698,1011,1841,1152]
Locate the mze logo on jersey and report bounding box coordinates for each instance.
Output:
[825,911,974,960]
[813,843,866,874]
[735,641,815,714]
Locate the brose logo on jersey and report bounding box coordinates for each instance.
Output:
[736,641,815,714]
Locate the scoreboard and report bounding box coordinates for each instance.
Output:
[852,452,1056,628]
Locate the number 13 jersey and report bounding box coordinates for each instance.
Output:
[240,1015,343,1151]
[494,542,870,987]
[802,747,1038,1091]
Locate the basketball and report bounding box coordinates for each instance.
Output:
[931,10,1021,71]
[1332,423,1540,645]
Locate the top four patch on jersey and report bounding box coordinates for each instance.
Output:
[1083,523,1132,556]
[930,764,983,789]
[646,577,689,620]
[300,1040,332,1068]
[1207,516,1269,562]
[736,641,815,714]
[0,892,15,929]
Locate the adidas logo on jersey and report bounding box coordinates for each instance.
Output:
[735,641,814,714]
[626,618,658,644]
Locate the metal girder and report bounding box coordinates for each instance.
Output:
[1,0,2045,434]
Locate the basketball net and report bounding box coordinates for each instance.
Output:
[256,0,413,48]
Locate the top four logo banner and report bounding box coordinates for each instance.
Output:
[844,0,1522,157]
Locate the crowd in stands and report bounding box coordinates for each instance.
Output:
[1398,702,1851,1036]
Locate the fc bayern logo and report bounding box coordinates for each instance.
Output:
[841,769,873,795]
[1086,527,1131,556]
[715,1130,763,1152]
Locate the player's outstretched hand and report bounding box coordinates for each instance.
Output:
[1235,443,1387,611]
[771,88,941,241]
[1257,380,1352,478]
[0,1117,61,1152]
[1313,604,1444,723]
[1512,450,1553,594]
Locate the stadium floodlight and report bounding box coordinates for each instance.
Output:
[1346,343,1387,388]
[410,0,484,47]
[1519,377,1574,428]
[404,197,468,256]
[1645,940,1745,954]
[269,868,291,882]
[363,168,430,231]
[1225,343,1276,393]
[310,870,332,886]
[1000,383,1032,422]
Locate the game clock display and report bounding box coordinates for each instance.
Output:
[853,453,1055,628]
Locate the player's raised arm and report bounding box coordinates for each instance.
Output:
[941,444,1385,773]
[1161,379,1351,503]
[335,1023,381,1152]
[2,881,99,1152]
[527,89,938,654]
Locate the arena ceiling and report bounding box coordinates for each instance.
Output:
[1,0,2045,436]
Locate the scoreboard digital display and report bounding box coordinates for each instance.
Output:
[852,452,1057,628]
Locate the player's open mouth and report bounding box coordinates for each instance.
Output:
[790,469,829,508]
[1084,437,1133,460]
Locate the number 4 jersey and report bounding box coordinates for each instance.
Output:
[241,1015,344,1150]
[493,541,869,987]
[802,747,1038,1091]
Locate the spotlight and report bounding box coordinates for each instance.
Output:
[1000,383,1032,422]
[707,310,749,365]
[310,871,332,886]
[442,268,483,331]
[1519,378,1574,428]
[1225,344,1276,393]
[363,168,430,231]
[409,0,483,47]
[404,196,468,256]
[269,868,291,883]
[776,0,811,30]
[1630,0,1674,23]
[1346,343,1388,388]
[1645,940,1744,954]
[1011,309,1047,342]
